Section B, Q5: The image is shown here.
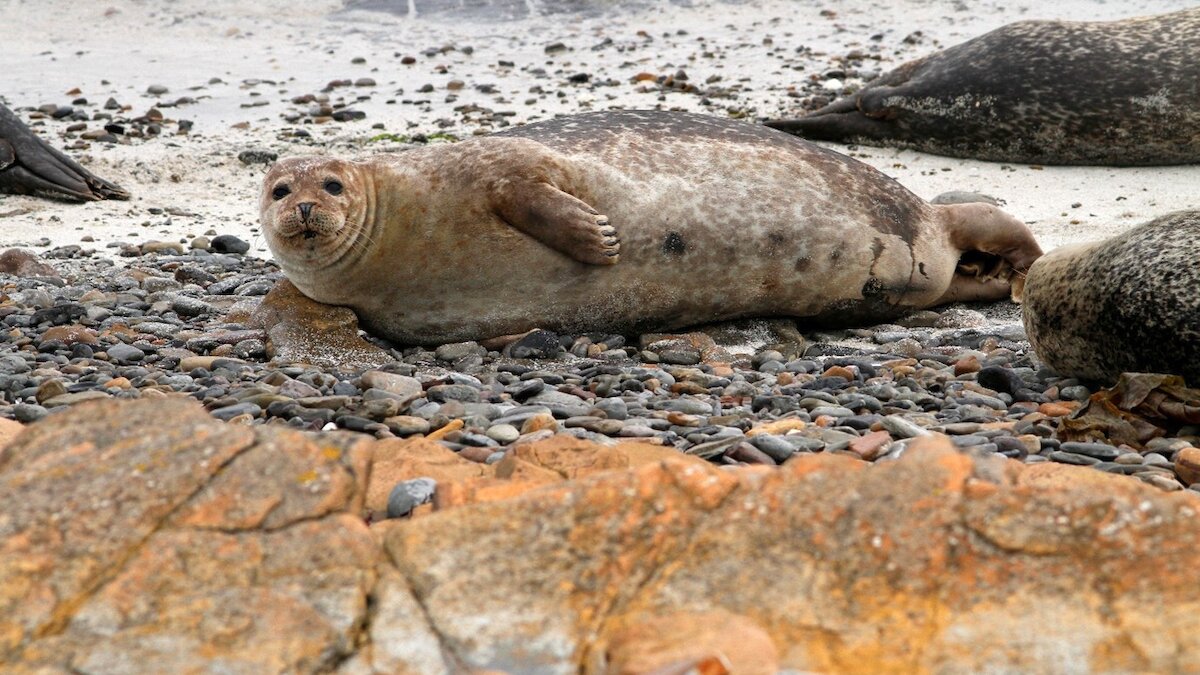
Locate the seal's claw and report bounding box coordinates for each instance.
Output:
[494,179,621,266]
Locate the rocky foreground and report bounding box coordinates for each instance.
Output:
[2,397,1199,673]
[2,243,1200,672]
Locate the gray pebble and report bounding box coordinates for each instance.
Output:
[387,478,437,518]
[106,343,145,365]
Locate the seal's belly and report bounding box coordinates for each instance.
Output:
[357,176,944,344]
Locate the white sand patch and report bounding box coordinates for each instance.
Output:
[0,0,1194,272]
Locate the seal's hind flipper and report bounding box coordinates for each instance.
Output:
[494,181,620,265]
[0,103,130,202]
[766,92,897,142]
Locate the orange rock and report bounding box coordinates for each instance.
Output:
[103,377,132,390]
[364,436,486,513]
[666,412,702,427]
[39,325,98,346]
[615,442,705,469]
[520,413,559,435]
[1015,434,1042,454]
[427,418,465,441]
[510,434,629,479]
[0,418,23,453]
[435,439,684,511]
[493,455,565,483]
[386,436,1200,674]
[435,476,555,510]
[173,427,372,530]
[746,419,806,436]
[669,382,709,396]
[1038,401,1079,417]
[1174,447,1200,485]
[599,611,778,675]
[776,372,794,386]
[953,355,981,375]
[10,398,1200,673]
[822,365,855,380]
[709,363,735,378]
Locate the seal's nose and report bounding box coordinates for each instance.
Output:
[298,202,314,222]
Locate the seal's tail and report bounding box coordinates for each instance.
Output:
[0,103,130,202]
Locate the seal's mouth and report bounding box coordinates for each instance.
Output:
[954,249,1025,301]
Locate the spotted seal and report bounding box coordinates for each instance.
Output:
[259,110,1042,345]
[0,103,128,201]
[766,8,1200,166]
[1023,210,1200,383]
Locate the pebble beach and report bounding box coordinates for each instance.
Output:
[2,0,1200,497]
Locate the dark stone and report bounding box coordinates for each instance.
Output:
[211,235,251,255]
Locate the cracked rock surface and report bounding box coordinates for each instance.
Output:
[2,398,1200,673]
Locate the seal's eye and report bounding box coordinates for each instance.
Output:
[324,180,343,196]
[272,185,290,200]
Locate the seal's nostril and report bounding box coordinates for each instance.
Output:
[298,202,314,221]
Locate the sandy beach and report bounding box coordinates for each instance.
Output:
[1,0,1195,257]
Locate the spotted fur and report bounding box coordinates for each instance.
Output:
[262,111,1040,344]
[767,8,1200,166]
[1023,210,1200,383]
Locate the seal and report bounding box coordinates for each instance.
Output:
[0,103,129,201]
[765,8,1200,166]
[260,110,1042,345]
[1022,210,1200,384]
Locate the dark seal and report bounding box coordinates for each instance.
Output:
[766,8,1200,166]
[0,103,129,201]
[1022,210,1200,384]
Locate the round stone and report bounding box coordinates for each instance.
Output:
[387,478,438,518]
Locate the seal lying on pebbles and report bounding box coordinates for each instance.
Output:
[766,8,1200,166]
[1022,210,1200,384]
[0,103,129,201]
[260,110,1041,345]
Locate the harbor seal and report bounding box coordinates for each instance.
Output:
[1022,210,1200,384]
[0,103,129,201]
[765,8,1200,166]
[260,110,1042,345]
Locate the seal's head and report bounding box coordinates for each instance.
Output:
[260,157,365,267]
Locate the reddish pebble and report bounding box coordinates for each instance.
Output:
[953,355,981,376]
[1038,402,1078,417]
[822,365,855,381]
[847,430,892,461]
[458,446,495,463]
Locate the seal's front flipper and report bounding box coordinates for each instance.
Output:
[0,104,131,202]
[494,181,620,265]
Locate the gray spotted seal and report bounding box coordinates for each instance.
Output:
[766,8,1200,166]
[1022,210,1200,384]
[0,103,128,201]
[259,110,1042,345]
